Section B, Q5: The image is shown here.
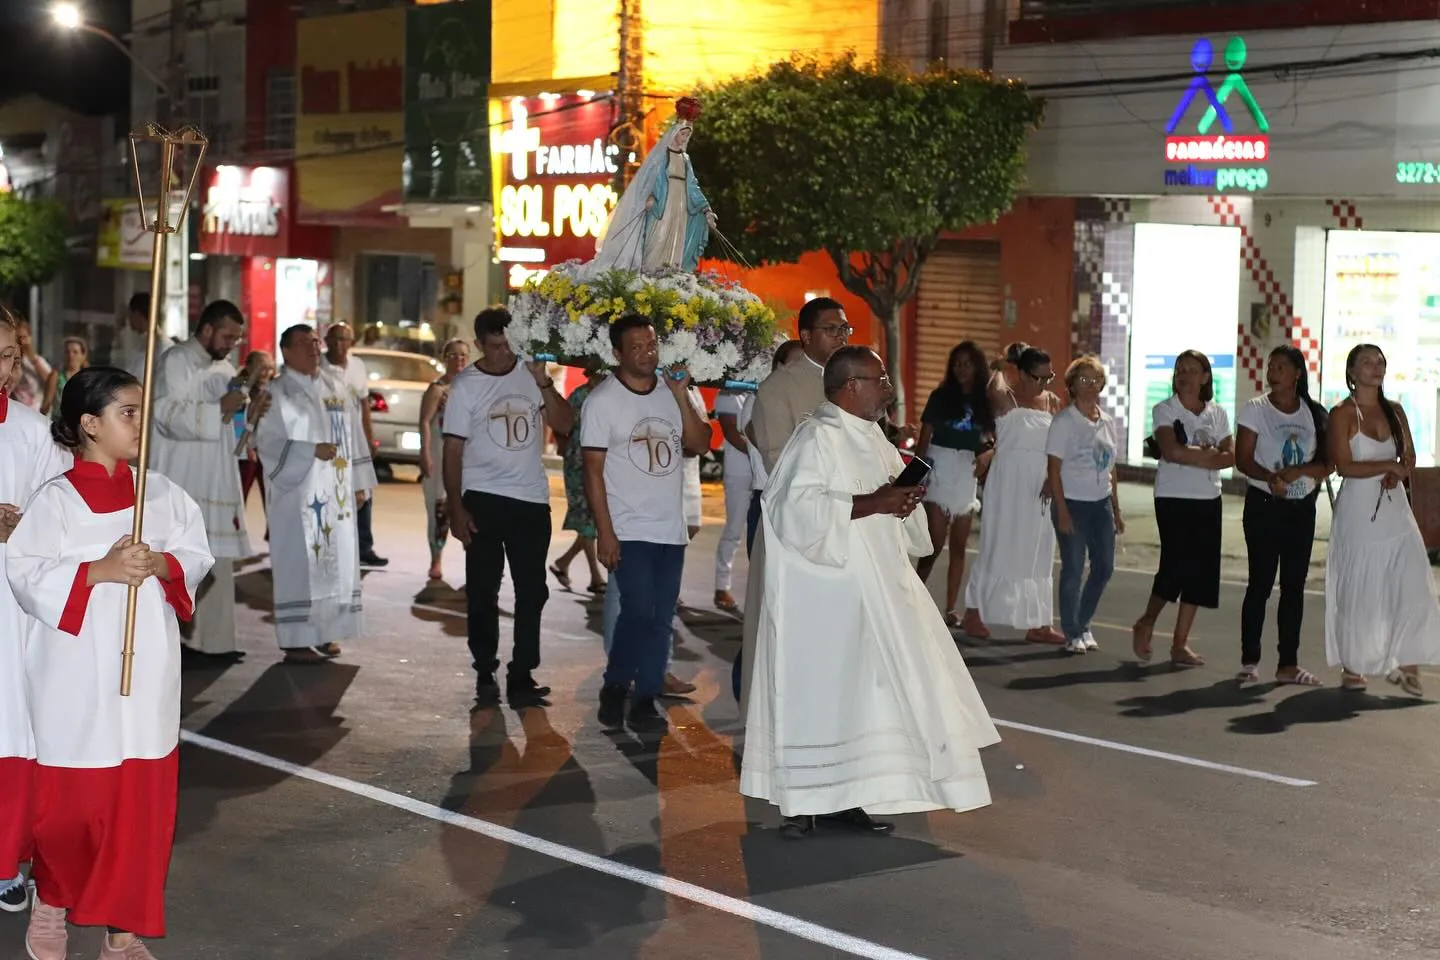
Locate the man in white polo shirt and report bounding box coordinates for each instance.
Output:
[323,322,385,567]
[582,314,711,732]
[443,307,574,707]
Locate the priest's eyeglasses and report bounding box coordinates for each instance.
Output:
[817,323,854,337]
[849,373,892,385]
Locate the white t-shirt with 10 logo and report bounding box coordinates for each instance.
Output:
[579,375,688,545]
[442,362,550,504]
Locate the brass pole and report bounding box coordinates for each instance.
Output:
[120,138,176,698]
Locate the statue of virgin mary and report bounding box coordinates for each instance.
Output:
[588,97,716,275]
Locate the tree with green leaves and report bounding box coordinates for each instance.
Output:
[689,55,1043,418]
[0,192,69,297]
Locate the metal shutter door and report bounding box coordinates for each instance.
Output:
[914,240,1004,395]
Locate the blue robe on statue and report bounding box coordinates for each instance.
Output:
[643,150,712,272]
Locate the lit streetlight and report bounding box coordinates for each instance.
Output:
[51,2,172,99]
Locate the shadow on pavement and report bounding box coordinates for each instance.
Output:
[1115,678,1275,717]
[433,706,652,954]
[1004,660,1169,688]
[179,659,233,719]
[177,662,360,844]
[1227,687,1434,734]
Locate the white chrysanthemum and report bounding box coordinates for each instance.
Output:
[561,318,595,356]
[587,329,613,360]
[717,340,744,371]
[688,351,724,384]
[657,329,699,370]
[734,357,770,386]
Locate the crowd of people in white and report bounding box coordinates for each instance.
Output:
[2,287,1439,954]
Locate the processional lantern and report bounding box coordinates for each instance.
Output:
[120,123,208,696]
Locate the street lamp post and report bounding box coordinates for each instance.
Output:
[51,2,173,105]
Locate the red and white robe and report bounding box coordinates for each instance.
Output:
[4,461,212,936]
[0,391,71,881]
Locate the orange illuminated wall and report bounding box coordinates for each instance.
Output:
[901,197,1077,413]
[703,253,877,349]
[491,0,877,90]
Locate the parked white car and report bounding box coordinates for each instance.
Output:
[353,347,444,469]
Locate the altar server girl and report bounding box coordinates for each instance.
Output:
[5,366,213,960]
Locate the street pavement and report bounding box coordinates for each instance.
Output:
[5,473,1439,960]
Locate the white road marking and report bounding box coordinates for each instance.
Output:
[989,719,1317,787]
[180,731,932,960]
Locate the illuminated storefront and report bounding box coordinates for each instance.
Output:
[1320,230,1440,464]
[987,21,1440,464]
[490,93,625,290]
[197,164,333,358]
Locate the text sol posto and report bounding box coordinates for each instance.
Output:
[500,182,619,240]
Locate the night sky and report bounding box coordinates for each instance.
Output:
[0,0,131,116]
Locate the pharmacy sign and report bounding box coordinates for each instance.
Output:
[1162,37,1271,193]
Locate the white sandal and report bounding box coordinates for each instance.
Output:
[1387,668,1424,698]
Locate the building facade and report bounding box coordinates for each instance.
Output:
[993,0,1440,463]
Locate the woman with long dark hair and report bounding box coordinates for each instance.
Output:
[915,341,994,625]
[1325,343,1440,694]
[961,344,1064,643]
[1234,346,1330,685]
[1131,349,1233,666]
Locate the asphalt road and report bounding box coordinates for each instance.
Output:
[4,476,1438,960]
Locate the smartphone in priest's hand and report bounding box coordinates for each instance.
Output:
[893,454,932,488]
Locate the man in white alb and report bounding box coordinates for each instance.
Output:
[443,307,573,708]
[152,299,267,661]
[323,323,385,567]
[742,346,999,838]
[255,324,375,664]
[114,292,174,382]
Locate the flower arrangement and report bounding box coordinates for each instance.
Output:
[506,261,782,385]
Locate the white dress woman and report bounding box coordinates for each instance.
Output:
[1325,344,1440,694]
[960,348,1064,643]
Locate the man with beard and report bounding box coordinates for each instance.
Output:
[152,299,268,660]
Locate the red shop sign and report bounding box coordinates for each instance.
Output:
[494,94,626,289]
[199,165,290,258]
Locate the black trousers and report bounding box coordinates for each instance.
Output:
[1152,496,1222,609]
[1240,486,1318,669]
[462,490,551,679]
[358,497,375,556]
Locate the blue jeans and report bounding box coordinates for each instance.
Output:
[1053,497,1116,641]
[605,541,686,699]
[602,574,674,675]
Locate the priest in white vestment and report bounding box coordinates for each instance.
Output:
[741,347,1000,839]
[152,299,262,660]
[255,324,374,664]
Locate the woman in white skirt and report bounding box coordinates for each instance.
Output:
[1325,343,1440,695]
[960,345,1064,643]
[915,341,995,626]
[417,338,469,580]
